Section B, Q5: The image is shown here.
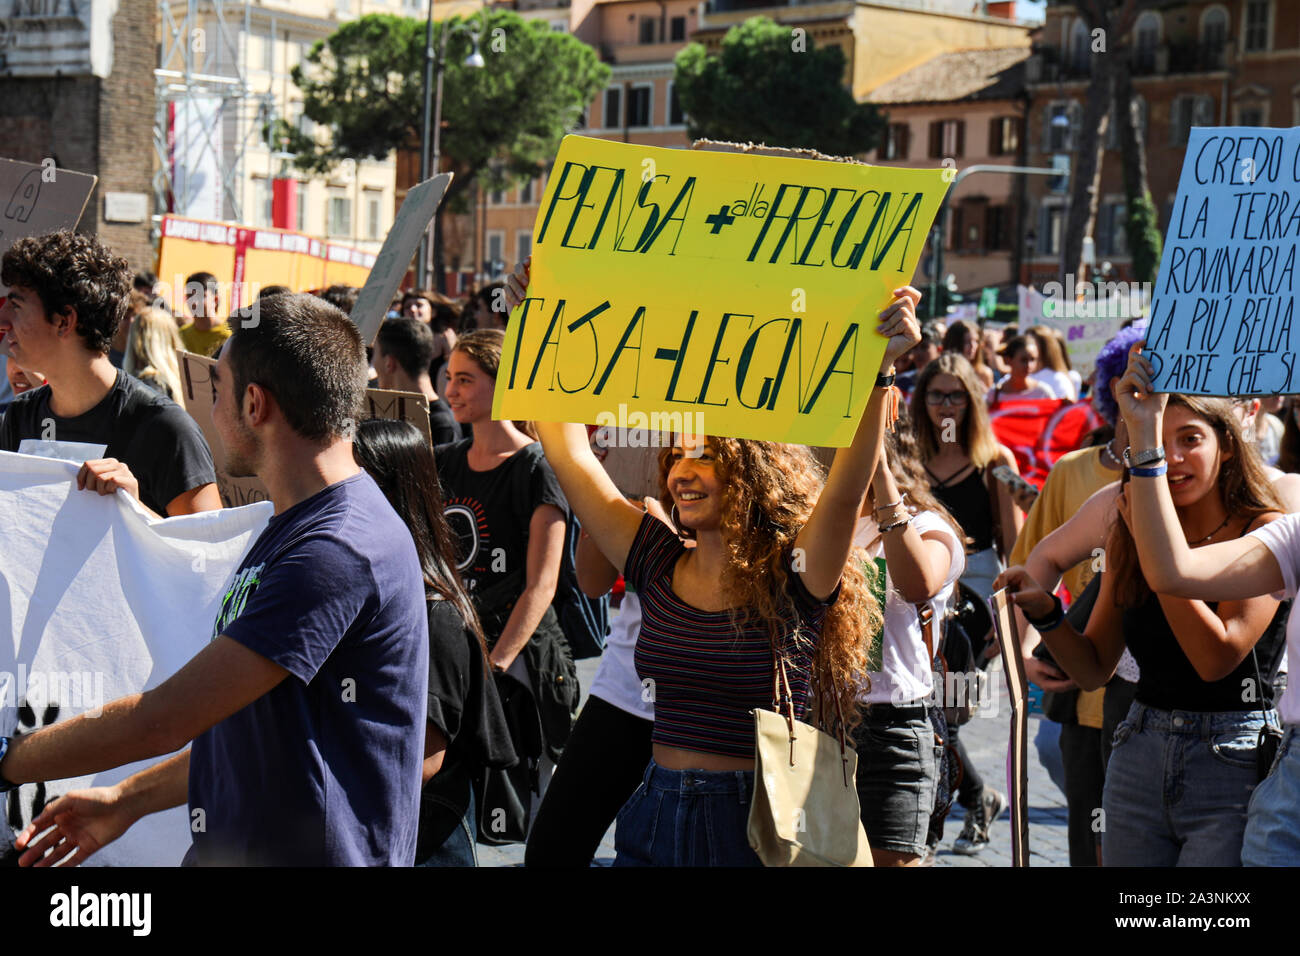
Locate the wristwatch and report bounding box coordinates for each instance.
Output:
[875,370,896,389]
[1123,445,1166,468]
[0,736,14,793]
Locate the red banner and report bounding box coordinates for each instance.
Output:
[987,398,1102,487]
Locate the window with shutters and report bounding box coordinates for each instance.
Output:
[1169,95,1212,146]
[883,123,910,160]
[1069,18,1090,75]
[520,178,534,204]
[1243,0,1270,53]
[1097,201,1128,258]
[627,85,652,128]
[929,119,964,159]
[1045,102,1078,152]
[986,205,1011,251]
[1134,12,1161,73]
[668,83,685,126]
[604,87,621,128]
[639,17,657,43]
[1042,206,1065,256]
[670,16,686,41]
[949,206,963,252]
[1202,7,1228,64]
[989,117,1019,156]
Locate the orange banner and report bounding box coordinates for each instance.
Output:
[155,215,377,314]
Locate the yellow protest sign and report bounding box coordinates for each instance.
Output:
[493,135,949,446]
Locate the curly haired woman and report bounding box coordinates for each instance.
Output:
[504,259,920,866]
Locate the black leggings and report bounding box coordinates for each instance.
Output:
[524,695,654,867]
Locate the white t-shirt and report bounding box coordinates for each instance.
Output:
[988,376,1057,403]
[852,511,965,706]
[587,590,655,719]
[1245,515,1300,723]
[1037,368,1077,402]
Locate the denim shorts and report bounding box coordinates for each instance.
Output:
[613,759,762,867]
[1242,725,1300,866]
[1102,702,1272,867]
[852,705,942,857]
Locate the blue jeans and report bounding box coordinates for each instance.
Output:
[1102,702,1271,867]
[415,786,478,867]
[1243,725,1300,866]
[613,759,762,867]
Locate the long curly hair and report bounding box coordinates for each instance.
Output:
[655,438,880,731]
[1109,394,1283,607]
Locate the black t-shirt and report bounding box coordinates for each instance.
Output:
[419,598,516,853]
[434,439,567,621]
[0,370,216,515]
[427,396,462,446]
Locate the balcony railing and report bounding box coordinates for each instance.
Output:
[1028,40,1230,82]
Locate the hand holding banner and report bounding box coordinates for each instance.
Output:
[1146,126,1300,396]
[493,136,948,445]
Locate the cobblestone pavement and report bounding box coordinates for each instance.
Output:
[480,654,1072,868]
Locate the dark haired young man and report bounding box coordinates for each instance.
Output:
[374,317,461,445]
[5,292,429,866]
[179,270,230,358]
[0,231,220,516]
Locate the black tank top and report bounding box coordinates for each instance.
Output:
[1123,588,1289,713]
[928,464,992,553]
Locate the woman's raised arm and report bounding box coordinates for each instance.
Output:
[794,287,921,600]
[1118,345,1285,602]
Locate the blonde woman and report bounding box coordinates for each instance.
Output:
[1028,325,1077,401]
[125,306,184,401]
[912,353,1023,599]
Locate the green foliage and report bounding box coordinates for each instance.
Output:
[277,11,609,198]
[673,17,885,156]
[1125,191,1162,285]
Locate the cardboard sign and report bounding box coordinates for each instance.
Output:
[349,173,452,344]
[990,587,1029,867]
[0,157,97,293]
[176,350,433,508]
[1147,127,1300,395]
[1017,284,1128,381]
[493,135,949,446]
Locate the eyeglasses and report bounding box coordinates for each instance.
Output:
[925,390,969,407]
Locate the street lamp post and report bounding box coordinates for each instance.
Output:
[417,0,486,291]
[928,164,1060,321]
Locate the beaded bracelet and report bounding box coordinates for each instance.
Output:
[878,514,912,533]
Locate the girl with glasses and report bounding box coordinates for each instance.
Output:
[912,353,1023,601]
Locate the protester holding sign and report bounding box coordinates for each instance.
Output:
[997,361,1287,866]
[435,329,578,820]
[505,253,921,865]
[851,419,967,866]
[0,231,221,517]
[7,292,430,867]
[352,418,516,867]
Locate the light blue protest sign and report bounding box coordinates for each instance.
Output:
[1146,127,1300,396]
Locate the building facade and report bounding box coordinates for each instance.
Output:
[1023,0,1300,285]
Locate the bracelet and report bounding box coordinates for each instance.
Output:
[875,371,896,389]
[1123,445,1166,468]
[872,498,903,513]
[1129,461,1168,478]
[1024,593,1065,632]
[878,514,912,533]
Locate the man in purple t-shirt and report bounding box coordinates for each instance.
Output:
[1,293,428,866]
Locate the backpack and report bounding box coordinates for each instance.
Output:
[552,512,610,659]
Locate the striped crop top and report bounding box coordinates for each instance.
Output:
[627,513,840,759]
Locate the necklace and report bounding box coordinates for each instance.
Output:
[1189,513,1232,545]
[1101,441,1123,468]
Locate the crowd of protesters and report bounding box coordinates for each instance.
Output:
[3,227,1300,870]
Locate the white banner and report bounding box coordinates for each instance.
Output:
[0,451,270,865]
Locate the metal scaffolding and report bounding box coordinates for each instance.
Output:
[153,0,271,226]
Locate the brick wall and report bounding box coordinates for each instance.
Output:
[0,0,157,273]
